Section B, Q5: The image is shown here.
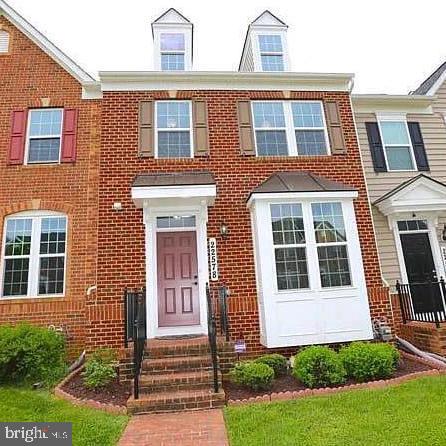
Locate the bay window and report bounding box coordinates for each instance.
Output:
[1,212,67,298]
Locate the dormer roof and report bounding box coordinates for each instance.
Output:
[250,10,287,28]
[151,7,192,27]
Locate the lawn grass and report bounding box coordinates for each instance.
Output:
[225,375,446,446]
[0,387,129,446]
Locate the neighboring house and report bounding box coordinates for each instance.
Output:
[352,74,446,355]
[0,1,100,355]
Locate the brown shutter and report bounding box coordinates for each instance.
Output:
[61,108,78,163]
[139,100,154,157]
[193,100,209,156]
[8,110,27,165]
[237,100,255,155]
[324,101,346,154]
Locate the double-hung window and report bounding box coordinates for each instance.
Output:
[27,109,63,164]
[252,101,330,156]
[2,213,67,298]
[258,35,284,72]
[271,204,309,290]
[160,33,185,71]
[378,120,415,171]
[155,101,192,158]
[311,202,351,287]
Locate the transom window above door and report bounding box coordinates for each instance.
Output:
[27,109,63,163]
[155,101,192,158]
[252,101,330,157]
[156,215,196,228]
[378,120,415,171]
[1,212,67,298]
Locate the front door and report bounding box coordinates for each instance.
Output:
[400,232,441,313]
[157,231,200,327]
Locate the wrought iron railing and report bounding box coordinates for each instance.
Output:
[396,278,446,328]
[206,283,220,393]
[124,287,146,400]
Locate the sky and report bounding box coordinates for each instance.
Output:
[6,0,446,94]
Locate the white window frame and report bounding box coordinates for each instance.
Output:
[0,211,67,299]
[160,33,186,71]
[252,101,331,157]
[154,101,193,159]
[377,114,417,172]
[0,30,10,54]
[25,108,64,165]
[258,34,284,72]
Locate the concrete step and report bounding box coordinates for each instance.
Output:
[142,355,213,374]
[127,389,226,414]
[146,336,211,358]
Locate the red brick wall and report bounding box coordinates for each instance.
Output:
[0,17,100,356]
[94,89,393,352]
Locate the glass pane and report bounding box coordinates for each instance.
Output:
[292,102,324,128]
[4,218,32,256]
[40,217,67,254]
[2,258,29,296]
[275,247,309,290]
[385,146,414,170]
[161,53,185,71]
[29,109,62,137]
[295,130,327,155]
[256,130,288,156]
[156,216,196,228]
[397,220,428,232]
[271,204,305,246]
[157,102,190,129]
[39,257,64,295]
[252,102,285,128]
[261,55,284,72]
[157,131,191,158]
[160,33,185,51]
[380,121,409,145]
[28,138,60,163]
[258,35,283,52]
[312,202,347,243]
[318,245,351,288]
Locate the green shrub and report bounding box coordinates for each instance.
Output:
[83,348,118,389]
[229,361,274,391]
[254,354,288,377]
[293,346,346,388]
[0,323,66,386]
[339,342,400,382]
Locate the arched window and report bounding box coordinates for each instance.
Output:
[0,30,10,54]
[1,211,67,298]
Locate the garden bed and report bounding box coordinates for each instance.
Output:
[224,354,432,402]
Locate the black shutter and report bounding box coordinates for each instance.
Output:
[365,122,387,172]
[408,122,430,171]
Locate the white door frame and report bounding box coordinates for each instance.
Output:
[143,201,210,338]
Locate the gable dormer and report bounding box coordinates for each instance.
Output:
[239,10,290,72]
[151,8,193,71]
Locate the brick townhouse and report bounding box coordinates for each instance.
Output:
[0,2,395,411]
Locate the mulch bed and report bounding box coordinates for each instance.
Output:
[223,356,431,401]
[61,372,131,407]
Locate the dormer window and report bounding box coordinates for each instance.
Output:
[160,33,185,71]
[0,30,10,54]
[258,35,284,71]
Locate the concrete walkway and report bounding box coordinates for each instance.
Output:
[119,409,229,446]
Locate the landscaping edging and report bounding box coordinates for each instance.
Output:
[54,367,127,415]
[228,351,446,406]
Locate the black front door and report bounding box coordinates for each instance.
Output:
[400,232,441,313]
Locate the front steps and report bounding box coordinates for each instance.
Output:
[127,336,225,414]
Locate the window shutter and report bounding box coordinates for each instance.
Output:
[61,108,78,163]
[193,100,209,156]
[324,101,346,154]
[407,122,429,171]
[139,101,154,157]
[8,109,27,165]
[365,122,387,172]
[237,100,255,155]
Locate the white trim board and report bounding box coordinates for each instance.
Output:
[352,94,434,114]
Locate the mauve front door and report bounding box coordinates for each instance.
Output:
[157,231,200,327]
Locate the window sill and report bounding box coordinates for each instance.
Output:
[0,294,65,302]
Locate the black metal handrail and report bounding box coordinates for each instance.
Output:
[396,278,446,328]
[206,283,219,393]
[218,285,230,342]
[124,287,146,400]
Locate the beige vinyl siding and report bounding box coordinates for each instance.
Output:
[355,110,446,286]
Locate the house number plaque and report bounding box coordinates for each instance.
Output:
[208,238,219,281]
